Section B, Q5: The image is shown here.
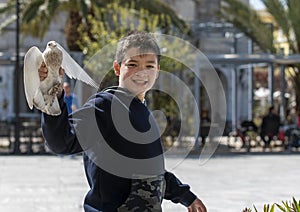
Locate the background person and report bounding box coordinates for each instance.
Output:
[199,108,211,146]
[63,81,79,114]
[260,106,281,148]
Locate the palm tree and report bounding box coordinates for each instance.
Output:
[220,0,300,117]
[0,0,190,51]
[220,0,276,53]
[0,0,90,50]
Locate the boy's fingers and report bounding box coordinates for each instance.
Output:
[37,65,64,81]
[38,62,48,81]
[59,67,65,77]
[59,67,65,84]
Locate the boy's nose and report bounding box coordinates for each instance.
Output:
[135,69,148,76]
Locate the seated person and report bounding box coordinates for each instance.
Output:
[260,106,280,146]
[240,120,258,147]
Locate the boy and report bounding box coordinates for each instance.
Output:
[40,31,206,212]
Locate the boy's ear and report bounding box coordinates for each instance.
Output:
[156,65,160,79]
[113,61,120,76]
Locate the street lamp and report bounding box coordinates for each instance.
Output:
[13,0,20,154]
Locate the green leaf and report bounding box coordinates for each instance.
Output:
[80,0,88,16]
[276,203,287,212]
[270,204,275,212]
[22,0,45,23]
[0,1,15,14]
[48,0,59,16]
[264,204,269,212]
[0,15,16,32]
[292,197,300,212]
[220,0,276,53]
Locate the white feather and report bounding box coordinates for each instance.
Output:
[57,43,99,88]
[23,46,43,109]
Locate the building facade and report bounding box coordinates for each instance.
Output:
[163,0,253,130]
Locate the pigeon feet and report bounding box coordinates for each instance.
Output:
[48,82,63,97]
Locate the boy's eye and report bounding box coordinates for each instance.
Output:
[124,63,156,69]
[125,63,137,68]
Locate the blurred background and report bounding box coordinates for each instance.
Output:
[1,0,300,154]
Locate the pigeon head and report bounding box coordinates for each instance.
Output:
[47,41,57,49]
[44,41,63,69]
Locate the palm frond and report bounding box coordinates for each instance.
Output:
[93,0,190,35]
[262,0,295,52]
[0,15,16,33]
[48,0,60,17]
[21,13,51,39]
[286,0,300,52]
[0,0,17,31]
[220,0,276,53]
[22,0,45,23]
[79,0,89,17]
[0,0,15,14]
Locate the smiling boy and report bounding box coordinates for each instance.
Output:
[114,47,159,102]
[40,31,206,212]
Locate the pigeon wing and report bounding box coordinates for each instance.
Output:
[57,43,99,88]
[23,46,44,110]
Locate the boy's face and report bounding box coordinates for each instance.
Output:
[114,47,160,101]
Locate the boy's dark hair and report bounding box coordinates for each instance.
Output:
[116,31,161,65]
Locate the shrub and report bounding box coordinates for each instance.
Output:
[243,197,300,212]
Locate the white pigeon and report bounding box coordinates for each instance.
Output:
[23,41,99,116]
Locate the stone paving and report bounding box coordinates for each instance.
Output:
[0,152,300,212]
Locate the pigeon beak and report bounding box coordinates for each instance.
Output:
[48,42,57,48]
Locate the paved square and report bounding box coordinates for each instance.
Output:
[0,154,299,212]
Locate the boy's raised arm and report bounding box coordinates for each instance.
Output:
[39,65,82,154]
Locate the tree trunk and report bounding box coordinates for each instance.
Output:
[65,10,83,51]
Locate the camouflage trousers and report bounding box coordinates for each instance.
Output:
[117,174,165,212]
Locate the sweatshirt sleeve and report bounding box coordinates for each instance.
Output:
[41,94,83,155]
[164,171,197,207]
[42,92,112,156]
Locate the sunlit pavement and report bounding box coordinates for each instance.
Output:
[0,153,300,212]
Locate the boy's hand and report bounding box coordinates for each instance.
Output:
[38,62,48,81]
[188,198,207,212]
[37,62,65,98]
[38,62,65,81]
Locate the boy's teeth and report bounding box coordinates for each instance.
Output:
[134,79,147,83]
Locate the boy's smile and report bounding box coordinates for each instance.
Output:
[114,48,160,101]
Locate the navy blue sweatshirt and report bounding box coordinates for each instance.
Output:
[42,87,196,211]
